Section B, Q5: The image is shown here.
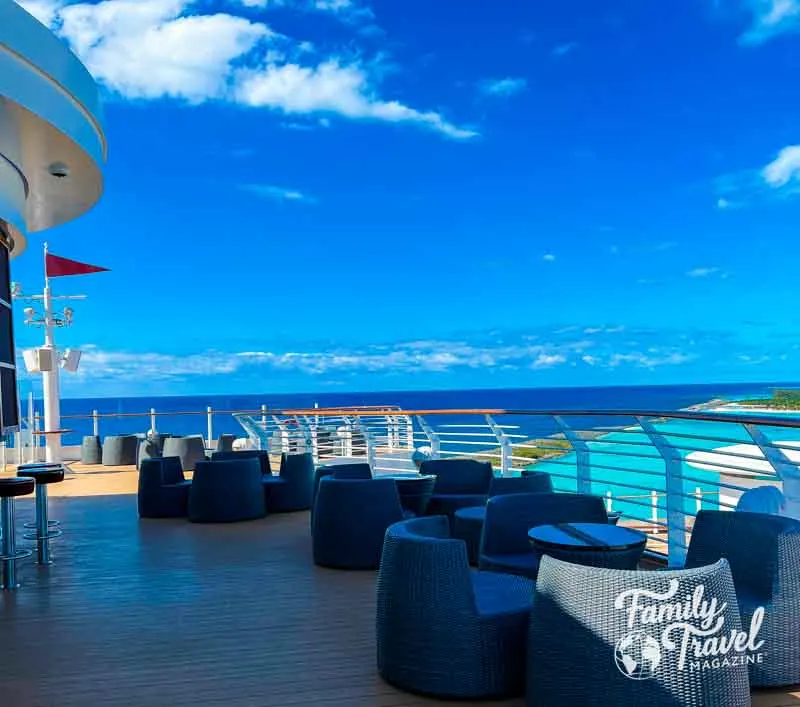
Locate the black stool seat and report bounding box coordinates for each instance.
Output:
[18,468,65,484]
[0,478,35,498]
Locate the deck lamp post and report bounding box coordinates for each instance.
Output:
[1,2,107,462]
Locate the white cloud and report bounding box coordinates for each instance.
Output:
[740,0,800,44]
[15,0,474,139]
[25,334,712,392]
[531,353,566,369]
[17,0,62,24]
[542,253,555,262]
[479,77,527,97]
[716,197,732,209]
[552,41,578,56]
[762,145,800,188]
[235,61,477,139]
[240,184,312,202]
[686,267,720,277]
[608,352,694,368]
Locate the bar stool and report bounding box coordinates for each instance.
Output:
[18,463,63,532]
[18,466,65,566]
[0,477,35,590]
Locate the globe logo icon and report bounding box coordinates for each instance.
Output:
[614,631,662,680]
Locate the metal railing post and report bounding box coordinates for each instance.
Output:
[150,407,157,433]
[206,407,213,447]
[261,404,267,426]
[745,424,800,518]
[92,409,99,437]
[303,416,319,464]
[486,414,512,476]
[272,416,289,453]
[406,416,414,450]
[606,491,613,512]
[416,416,440,458]
[554,416,591,494]
[638,417,686,567]
[343,419,353,457]
[355,419,377,470]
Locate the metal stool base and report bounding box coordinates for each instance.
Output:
[24,520,59,529]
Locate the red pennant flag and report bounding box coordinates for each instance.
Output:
[45,253,109,278]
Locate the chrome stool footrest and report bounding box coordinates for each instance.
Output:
[24,519,59,529]
[0,548,32,561]
[23,529,63,541]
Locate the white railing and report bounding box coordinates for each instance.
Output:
[19,396,800,568]
[235,407,800,567]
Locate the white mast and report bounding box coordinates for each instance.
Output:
[41,242,61,463]
[12,243,86,464]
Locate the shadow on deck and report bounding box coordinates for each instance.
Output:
[0,494,798,707]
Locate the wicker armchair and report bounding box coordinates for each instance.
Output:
[685,509,800,688]
[263,452,315,512]
[527,555,750,706]
[488,473,553,496]
[188,458,266,523]
[309,462,372,528]
[480,492,607,579]
[102,435,138,466]
[137,457,190,518]
[377,515,534,699]
[312,478,403,569]
[421,458,493,525]
[211,449,271,475]
[162,435,206,472]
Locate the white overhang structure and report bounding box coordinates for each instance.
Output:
[1,1,106,456]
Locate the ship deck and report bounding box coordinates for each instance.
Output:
[0,464,798,707]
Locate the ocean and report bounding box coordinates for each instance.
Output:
[27,381,800,523]
[32,380,795,445]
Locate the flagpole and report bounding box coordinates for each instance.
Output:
[41,241,61,463]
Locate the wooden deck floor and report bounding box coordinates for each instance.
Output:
[0,469,797,706]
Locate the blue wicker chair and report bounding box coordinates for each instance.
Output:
[330,462,372,479]
[211,449,271,475]
[377,515,534,699]
[162,435,207,472]
[263,452,315,512]
[137,456,191,518]
[527,555,750,706]
[216,434,236,453]
[136,437,161,469]
[312,478,403,569]
[488,473,553,496]
[685,509,800,688]
[309,462,372,528]
[421,458,493,525]
[480,492,608,579]
[102,435,138,466]
[452,474,555,565]
[188,458,266,523]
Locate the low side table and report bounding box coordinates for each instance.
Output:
[528,522,647,570]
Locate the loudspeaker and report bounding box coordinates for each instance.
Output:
[62,348,81,372]
[22,347,54,373]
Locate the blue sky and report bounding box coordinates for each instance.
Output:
[10,0,800,397]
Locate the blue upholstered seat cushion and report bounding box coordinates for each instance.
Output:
[480,552,539,578]
[472,571,534,617]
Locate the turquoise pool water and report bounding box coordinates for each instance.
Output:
[528,418,800,522]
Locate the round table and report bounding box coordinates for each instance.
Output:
[528,522,647,570]
[452,506,485,565]
[380,474,436,516]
